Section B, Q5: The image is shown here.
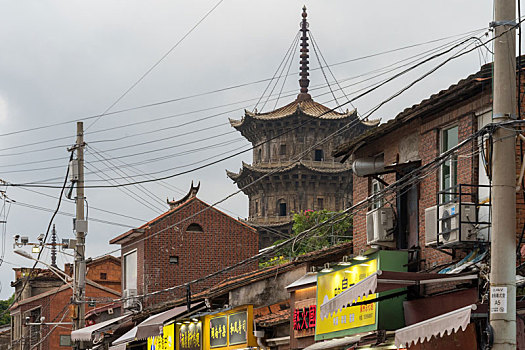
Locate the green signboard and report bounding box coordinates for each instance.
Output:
[315,250,408,341]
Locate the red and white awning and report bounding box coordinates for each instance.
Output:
[395,304,476,348]
[320,270,477,319]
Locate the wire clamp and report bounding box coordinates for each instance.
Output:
[489,20,517,28]
[493,113,517,120]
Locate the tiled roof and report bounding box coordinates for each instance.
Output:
[333,62,493,159]
[229,98,356,129]
[147,242,353,314]
[227,161,351,182]
[254,300,291,327]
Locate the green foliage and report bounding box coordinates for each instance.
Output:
[259,255,290,268]
[0,294,14,326]
[276,210,352,260]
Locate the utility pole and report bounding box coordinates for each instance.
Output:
[73,121,87,348]
[490,0,517,348]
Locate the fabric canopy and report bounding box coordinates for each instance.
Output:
[395,304,476,348]
[111,323,138,346]
[71,314,130,342]
[320,270,477,319]
[135,305,187,340]
[108,344,127,350]
[303,335,361,350]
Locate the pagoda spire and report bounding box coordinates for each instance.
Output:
[51,224,57,269]
[297,6,311,101]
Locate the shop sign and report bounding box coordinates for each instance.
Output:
[316,259,378,338]
[293,305,316,331]
[178,321,202,350]
[147,323,175,350]
[204,305,256,349]
[209,316,228,348]
[227,311,247,345]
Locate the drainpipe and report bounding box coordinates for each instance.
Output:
[254,330,267,350]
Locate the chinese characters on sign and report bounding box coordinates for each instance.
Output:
[178,321,202,350]
[209,316,228,348]
[490,286,508,314]
[148,323,174,350]
[316,259,378,338]
[293,305,316,330]
[228,311,248,345]
[208,310,248,348]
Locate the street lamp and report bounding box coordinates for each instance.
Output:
[14,249,73,287]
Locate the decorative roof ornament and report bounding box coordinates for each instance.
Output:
[297,5,311,102]
[167,181,200,209]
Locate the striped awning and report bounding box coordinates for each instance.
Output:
[71,314,131,342]
[320,270,477,320]
[395,304,476,348]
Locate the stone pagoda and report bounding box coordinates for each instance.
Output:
[227,7,376,248]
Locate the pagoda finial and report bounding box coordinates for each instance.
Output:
[297,5,311,101]
[50,224,57,269]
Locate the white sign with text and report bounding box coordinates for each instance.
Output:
[490,286,507,314]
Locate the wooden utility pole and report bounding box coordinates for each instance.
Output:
[73,121,87,349]
[490,0,517,348]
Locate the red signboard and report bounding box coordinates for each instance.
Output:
[293,305,316,331]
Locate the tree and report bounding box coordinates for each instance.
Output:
[274,210,352,260]
[0,294,14,325]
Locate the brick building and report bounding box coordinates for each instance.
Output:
[333,60,521,269]
[109,183,259,309]
[10,258,121,350]
[329,59,525,347]
[227,7,375,248]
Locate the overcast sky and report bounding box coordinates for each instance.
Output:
[0,0,513,298]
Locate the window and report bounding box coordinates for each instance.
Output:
[279,202,287,216]
[317,198,324,210]
[441,126,458,202]
[186,223,203,233]
[100,273,107,280]
[280,144,287,156]
[123,250,137,291]
[255,201,259,214]
[315,149,324,161]
[371,178,384,210]
[12,313,20,341]
[169,256,179,264]
[258,148,262,162]
[60,335,72,347]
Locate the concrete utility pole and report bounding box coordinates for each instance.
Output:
[490,0,517,348]
[73,122,87,348]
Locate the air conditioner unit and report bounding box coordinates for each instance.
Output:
[366,207,394,245]
[123,289,137,309]
[425,206,438,246]
[438,202,478,246]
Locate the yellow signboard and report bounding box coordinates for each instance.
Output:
[315,259,378,337]
[147,323,175,350]
[203,305,257,350]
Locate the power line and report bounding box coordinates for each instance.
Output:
[0,28,487,141]
[84,0,226,131]
[110,120,509,304]
[4,33,489,188]
[0,29,486,162]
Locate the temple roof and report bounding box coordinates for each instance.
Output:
[229,98,359,129]
[226,161,351,183]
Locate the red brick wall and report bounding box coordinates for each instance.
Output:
[121,198,258,308]
[352,90,487,271]
[14,283,118,350]
[87,259,121,293]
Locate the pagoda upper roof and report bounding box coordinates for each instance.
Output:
[226,160,351,183]
[229,97,360,129]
